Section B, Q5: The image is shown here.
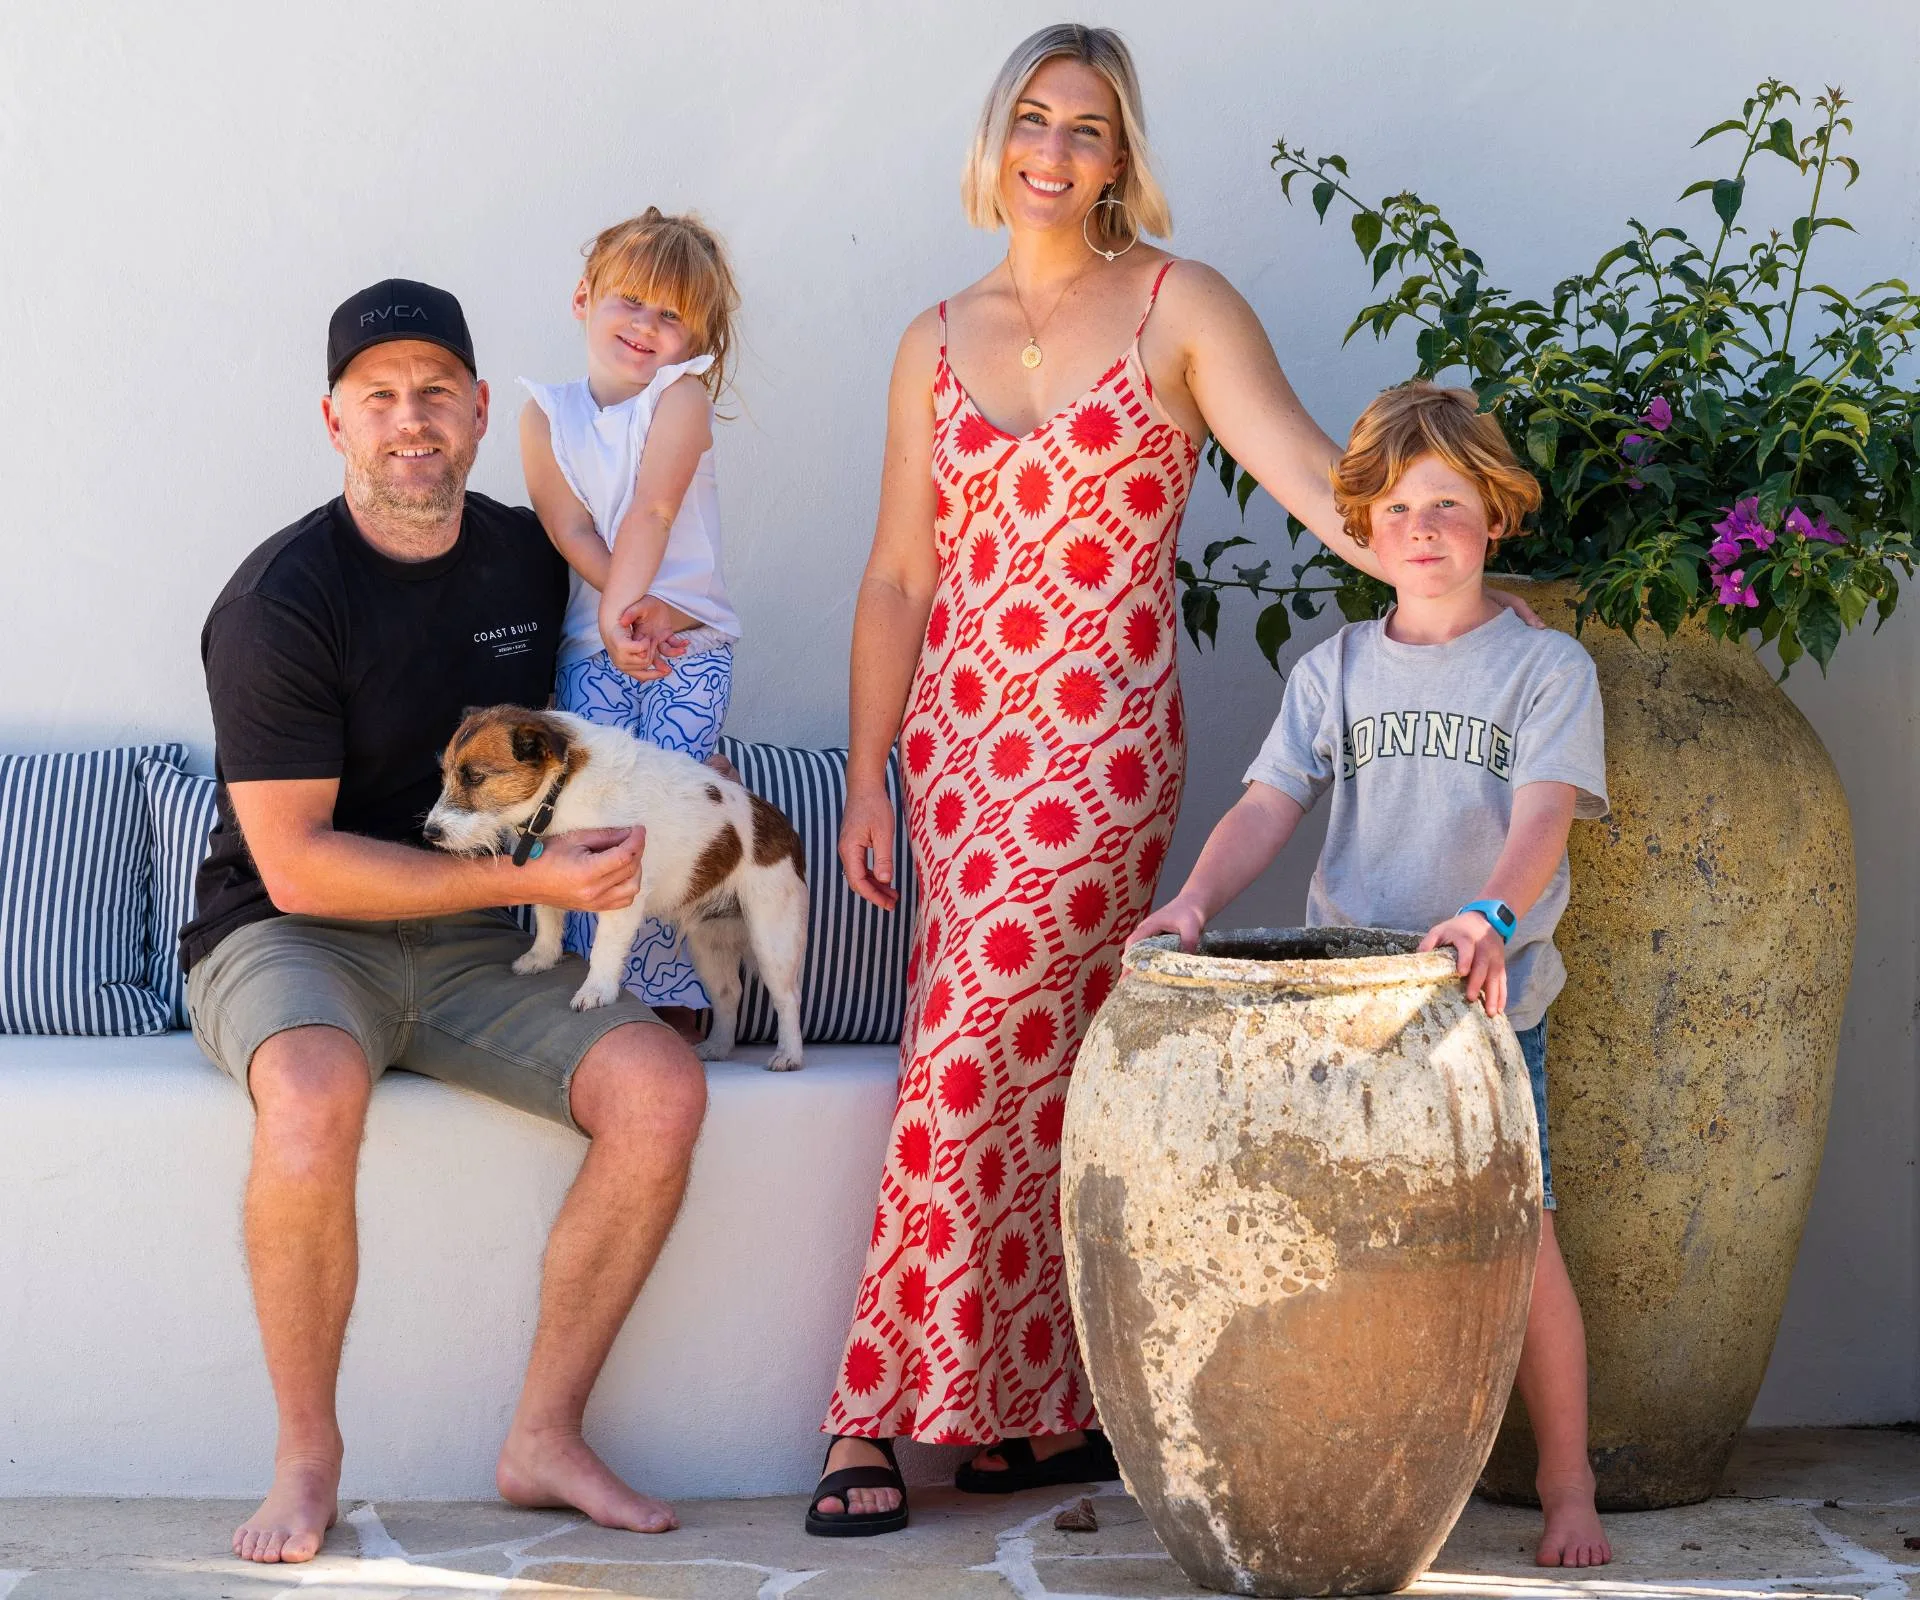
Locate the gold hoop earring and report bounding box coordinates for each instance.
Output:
[1083,187,1139,262]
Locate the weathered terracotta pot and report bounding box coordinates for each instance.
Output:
[1479,579,1855,1512]
[1064,928,1540,1598]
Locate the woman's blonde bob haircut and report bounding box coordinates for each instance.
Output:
[580,208,740,403]
[961,24,1171,252]
[1331,383,1543,547]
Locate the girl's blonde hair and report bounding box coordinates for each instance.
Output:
[1331,383,1543,546]
[581,208,739,402]
[961,24,1171,253]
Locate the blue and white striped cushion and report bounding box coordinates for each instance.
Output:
[719,740,915,1047]
[0,745,186,1036]
[136,759,219,1029]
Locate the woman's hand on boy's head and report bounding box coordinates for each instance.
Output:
[1420,912,1508,1016]
[1128,899,1206,953]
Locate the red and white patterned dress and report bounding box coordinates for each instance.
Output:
[825,264,1196,1444]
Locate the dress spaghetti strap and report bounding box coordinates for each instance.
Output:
[1133,261,1177,342]
[937,300,950,364]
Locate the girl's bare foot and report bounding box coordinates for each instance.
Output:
[232,1453,340,1564]
[814,1436,900,1516]
[497,1424,678,1533]
[1536,1478,1611,1567]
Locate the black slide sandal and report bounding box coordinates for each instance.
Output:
[954,1431,1120,1494]
[805,1436,909,1537]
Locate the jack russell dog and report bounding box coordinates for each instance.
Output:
[423,705,807,1070]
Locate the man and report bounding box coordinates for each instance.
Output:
[182,280,706,1564]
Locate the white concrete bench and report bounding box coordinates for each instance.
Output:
[0,1034,901,1501]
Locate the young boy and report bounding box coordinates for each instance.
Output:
[1133,382,1612,1568]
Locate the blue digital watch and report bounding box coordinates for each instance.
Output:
[1457,899,1517,943]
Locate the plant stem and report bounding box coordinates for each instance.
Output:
[1779,95,1841,357]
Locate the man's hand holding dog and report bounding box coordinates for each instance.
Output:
[521,826,647,912]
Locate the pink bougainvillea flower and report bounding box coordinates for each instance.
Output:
[1711,567,1760,608]
[1710,496,1773,554]
[1708,530,1745,567]
[1786,505,1844,545]
[1642,396,1673,432]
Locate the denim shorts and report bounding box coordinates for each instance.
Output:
[1514,1017,1555,1210]
[187,909,668,1133]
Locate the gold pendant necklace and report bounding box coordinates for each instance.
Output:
[1007,251,1094,372]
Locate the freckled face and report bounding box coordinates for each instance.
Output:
[998,57,1126,236]
[1367,453,1502,600]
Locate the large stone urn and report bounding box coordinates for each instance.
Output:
[1479,579,1856,1511]
[1063,928,1540,1598]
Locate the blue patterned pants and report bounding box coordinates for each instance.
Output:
[555,644,734,1007]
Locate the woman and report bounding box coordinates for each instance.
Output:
[807,22,1532,1535]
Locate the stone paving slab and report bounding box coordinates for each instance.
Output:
[0,1428,1913,1599]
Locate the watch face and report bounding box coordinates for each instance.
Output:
[1496,902,1515,925]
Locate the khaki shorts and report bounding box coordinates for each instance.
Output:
[187,909,666,1133]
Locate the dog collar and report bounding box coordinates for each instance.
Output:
[511,771,571,867]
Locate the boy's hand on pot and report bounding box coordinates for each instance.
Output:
[1421,913,1508,1015]
[1129,900,1205,952]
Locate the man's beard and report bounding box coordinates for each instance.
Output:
[344,434,478,528]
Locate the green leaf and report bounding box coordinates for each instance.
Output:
[1798,589,1842,669]
[1180,585,1220,649]
[1291,590,1321,620]
[1202,535,1254,569]
[1371,243,1400,285]
[1233,561,1271,588]
[1235,471,1258,514]
[1712,176,1746,229]
[1678,179,1719,201]
[1414,326,1449,372]
[1792,215,1813,253]
[1254,600,1292,671]
[1526,413,1561,471]
[1696,388,1727,444]
[1829,401,1871,437]
[1311,180,1337,221]
[1351,210,1383,260]
[1688,325,1712,364]
[1648,577,1686,636]
[1693,117,1749,146]
[1765,117,1799,162]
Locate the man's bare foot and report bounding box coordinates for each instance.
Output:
[498,1424,677,1533]
[967,1429,1085,1473]
[1536,1478,1611,1567]
[232,1454,340,1564]
[814,1436,900,1517]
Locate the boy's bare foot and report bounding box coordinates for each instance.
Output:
[232,1454,340,1563]
[498,1424,678,1533]
[1536,1478,1611,1567]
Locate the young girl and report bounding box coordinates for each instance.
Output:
[519,208,743,1028]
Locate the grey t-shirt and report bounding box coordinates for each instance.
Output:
[1245,608,1608,1030]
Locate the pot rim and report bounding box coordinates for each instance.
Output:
[1125,927,1462,992]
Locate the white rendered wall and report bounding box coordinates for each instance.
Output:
[0,0,1914,1428]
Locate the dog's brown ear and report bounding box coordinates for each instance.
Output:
[510,715,570,767]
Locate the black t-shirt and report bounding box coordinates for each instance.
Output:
[181,493,569,970]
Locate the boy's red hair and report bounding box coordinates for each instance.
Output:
[1331,383,1541,546]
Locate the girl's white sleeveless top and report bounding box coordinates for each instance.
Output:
[519,353,740,668]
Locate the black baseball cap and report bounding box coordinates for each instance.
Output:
[326,278,476,385]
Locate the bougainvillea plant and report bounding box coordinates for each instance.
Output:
[1182,81,1919,673]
